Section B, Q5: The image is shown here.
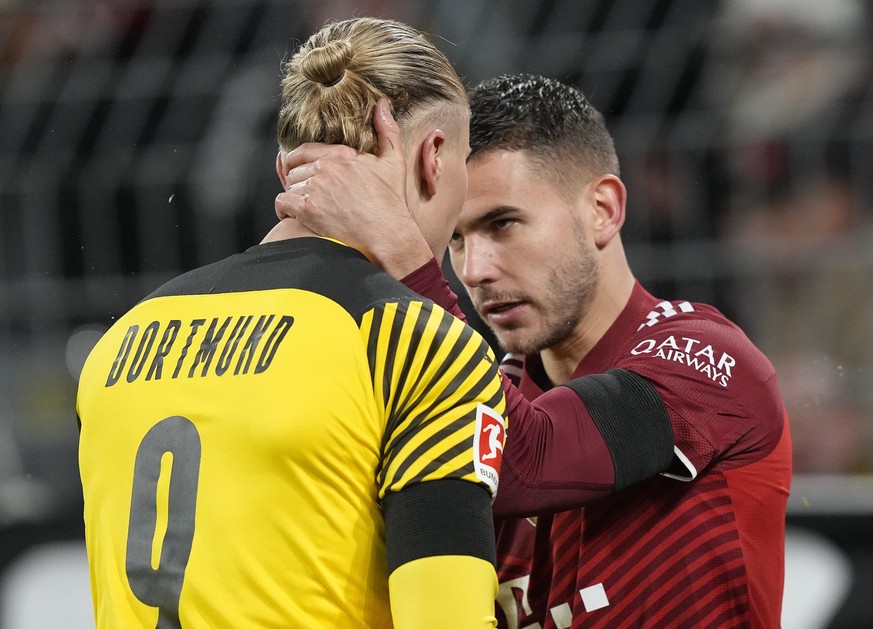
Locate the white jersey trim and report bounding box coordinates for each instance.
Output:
[660,445,698,482]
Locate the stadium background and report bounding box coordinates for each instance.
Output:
[1,0,872,626]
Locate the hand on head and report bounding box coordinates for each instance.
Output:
[274,98,433,277]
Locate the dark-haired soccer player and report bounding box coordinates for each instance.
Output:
[275,74,792,628]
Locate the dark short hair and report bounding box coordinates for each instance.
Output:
[467,74,619,190]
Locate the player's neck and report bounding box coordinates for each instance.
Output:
[260,217,319,244]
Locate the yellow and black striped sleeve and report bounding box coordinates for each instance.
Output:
[364,299,507,574]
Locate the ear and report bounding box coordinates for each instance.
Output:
[276,151,287,189]
[417,129,447,198]
[590,174,627,247]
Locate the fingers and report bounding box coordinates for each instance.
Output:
[275,177,310,220]
[282,162,316,188]
[280,142,353,193]
[283,142,357,171]
[275,190,301,220]
[374,98,403,158]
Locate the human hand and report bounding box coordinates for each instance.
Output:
[274,98,433,278]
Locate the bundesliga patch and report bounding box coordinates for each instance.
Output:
[473,403,505,495]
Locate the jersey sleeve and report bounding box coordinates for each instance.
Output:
[389,554,498,629]
[616,310,787,480]
[365,298,506,615]
[364,299,507,500]
[492,369,674,518]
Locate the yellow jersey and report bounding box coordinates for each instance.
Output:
[77,237,507,628]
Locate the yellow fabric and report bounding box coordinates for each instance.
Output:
[389,555,499,629]
[78,281,506,628]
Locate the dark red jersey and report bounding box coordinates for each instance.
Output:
[494,282,791,628]
[400,262,790,628]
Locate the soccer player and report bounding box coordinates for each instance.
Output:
[77,18,508,628]
[274,74,792,627]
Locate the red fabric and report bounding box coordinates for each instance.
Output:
[724,413,792,628]
[400,258,465,320]
[401,262,790,628]
[494,283,790,628]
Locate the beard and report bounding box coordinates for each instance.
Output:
[473,225,599,356]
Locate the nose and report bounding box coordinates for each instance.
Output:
[451,238,497,289]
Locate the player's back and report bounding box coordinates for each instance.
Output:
[78,237,428,627]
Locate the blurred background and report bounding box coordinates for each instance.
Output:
[1,0,872,626]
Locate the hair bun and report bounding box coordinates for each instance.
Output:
[300,39,352,87]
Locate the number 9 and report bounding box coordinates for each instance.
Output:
[126,416,201,629]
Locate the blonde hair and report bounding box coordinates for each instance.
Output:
[277,18,468,154]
